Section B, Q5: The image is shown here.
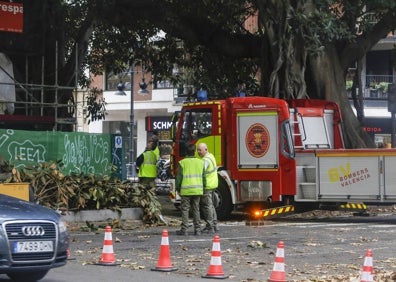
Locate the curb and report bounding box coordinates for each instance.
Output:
[62,208,143,223]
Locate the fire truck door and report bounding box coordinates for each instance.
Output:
[237,112,278,168]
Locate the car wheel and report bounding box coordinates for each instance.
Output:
[7,270,49,281]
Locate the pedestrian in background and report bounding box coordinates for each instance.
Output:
[197,142,219,233]
[175,143,205,236]
[136,140,158,189]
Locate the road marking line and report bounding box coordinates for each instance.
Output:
[173,236,260,243]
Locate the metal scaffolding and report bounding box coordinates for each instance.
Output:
[0,42,79,131]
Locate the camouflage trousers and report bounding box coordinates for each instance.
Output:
[180,195,201,232]
[200,190,217,229]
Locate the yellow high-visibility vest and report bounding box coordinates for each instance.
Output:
[179,158,204,196]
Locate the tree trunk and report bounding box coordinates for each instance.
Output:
[307,45,375,148]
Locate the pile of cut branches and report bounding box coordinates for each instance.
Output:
[0,161,163,224]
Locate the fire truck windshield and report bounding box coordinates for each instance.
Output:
[182,110,212,141]
[177,109,213,157]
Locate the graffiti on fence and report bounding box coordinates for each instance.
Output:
[8,140,46,164]
[62,134,110,175]
[0,129,46,169]
[0,129,113,176]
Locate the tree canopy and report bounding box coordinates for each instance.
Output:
[1,0,396,147]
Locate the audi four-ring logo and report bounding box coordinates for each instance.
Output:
[21,226,45,236]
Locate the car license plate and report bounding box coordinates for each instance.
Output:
[14,241,53,253]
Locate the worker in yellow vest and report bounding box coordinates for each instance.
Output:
[136,140,158,189]
[197,143,219,234]
[175,143,206,236]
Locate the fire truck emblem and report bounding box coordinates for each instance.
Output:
[245,123,270,158]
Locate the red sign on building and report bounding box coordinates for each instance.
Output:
[0,1,23,33]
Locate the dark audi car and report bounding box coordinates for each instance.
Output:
[0,194,69,281]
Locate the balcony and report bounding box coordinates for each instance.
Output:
[348,75,395,99]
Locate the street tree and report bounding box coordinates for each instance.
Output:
[1,1,396,147]
[99,0,396,148]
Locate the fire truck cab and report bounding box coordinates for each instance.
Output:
[170,96,396,220]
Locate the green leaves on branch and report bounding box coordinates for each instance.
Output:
[85,87,107,124]
[3,161,163,224]
[131,185,164,225]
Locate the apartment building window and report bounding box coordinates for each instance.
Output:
[154,79,174,89]
[105,72,132,91]
[106,72,175,90]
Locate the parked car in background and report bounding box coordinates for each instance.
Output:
[0,194,69,281]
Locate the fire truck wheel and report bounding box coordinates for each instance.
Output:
[215,179,233,221]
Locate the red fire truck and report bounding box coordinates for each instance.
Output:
[169,96,396,220]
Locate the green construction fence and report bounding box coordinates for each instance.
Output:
[0,129,126,179]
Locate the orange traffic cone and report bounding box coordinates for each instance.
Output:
[360,249,374,282]
[151,229,177,272]
[202,235,228,279]
[97,226,117,265]
[268,241,287,282]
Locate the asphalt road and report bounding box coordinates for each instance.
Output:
[41,216,396,282]
[42,201,396,281]
[2,199,395,282]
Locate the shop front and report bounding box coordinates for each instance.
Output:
[145,115,173,194]
[362,117,392,147]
